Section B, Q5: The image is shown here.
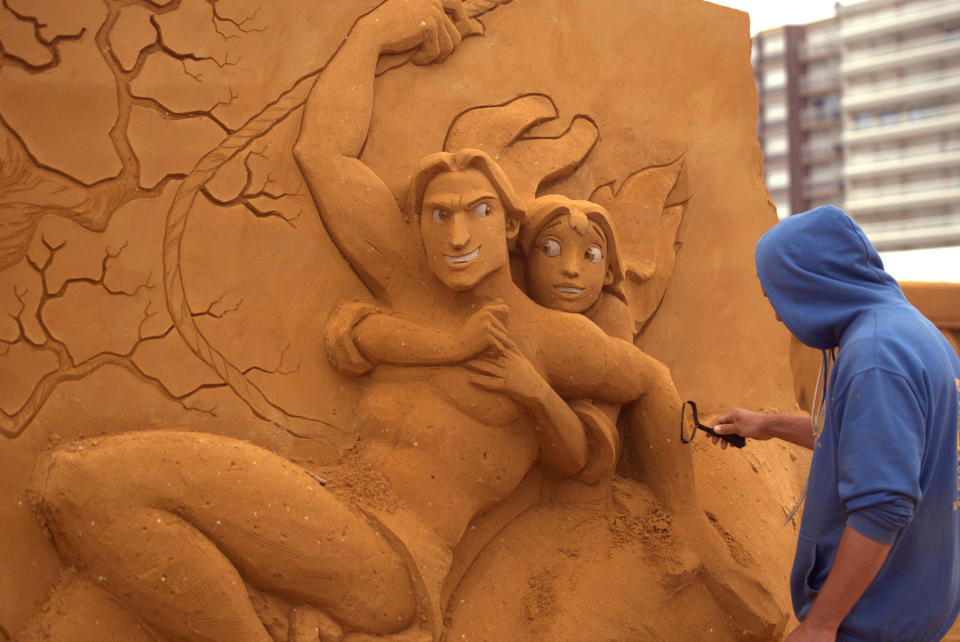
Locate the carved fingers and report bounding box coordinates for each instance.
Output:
[412,5,461,65]
[465,357,508,392]
[459,302,511,360]
[441,0,484,37]
[464,345,543,405]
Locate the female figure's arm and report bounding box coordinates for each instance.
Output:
[465,340,590,477]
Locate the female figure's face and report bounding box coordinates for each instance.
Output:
[526,216,611,313]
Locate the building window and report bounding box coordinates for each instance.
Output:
[765,134,788,156]
[910,103,940,120]
[880,110,900,126]
[765,101,787,123]
[767,167,789,189]
[764,34,785,56]
[764,67,787,89]
[855,113,875,129]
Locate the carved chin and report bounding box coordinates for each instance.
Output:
[436,270,482,291]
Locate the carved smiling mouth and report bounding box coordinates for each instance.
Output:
[445,246,480,265]
[555,285,583,294]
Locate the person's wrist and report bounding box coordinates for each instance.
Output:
[755,412,773,440]
[800,612,840,638]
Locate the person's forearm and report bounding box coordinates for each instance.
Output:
[800,525,891,635]
[763,414,815,449]
[352,313,465,367]
[522,383,589,476]
[295,17,383,161]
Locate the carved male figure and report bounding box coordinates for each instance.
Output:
[32,1,691,639]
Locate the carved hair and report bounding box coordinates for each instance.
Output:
[519,194,625,290]
[405,149,526,227]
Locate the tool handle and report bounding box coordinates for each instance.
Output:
[698,424,746,448]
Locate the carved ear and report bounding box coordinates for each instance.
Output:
[505,209,522,243]
[603,263,615,286]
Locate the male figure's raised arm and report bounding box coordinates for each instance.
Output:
[293,1,472,302]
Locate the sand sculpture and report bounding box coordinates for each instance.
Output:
[1,0,813,640]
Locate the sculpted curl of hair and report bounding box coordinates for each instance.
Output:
[406,149,526,226]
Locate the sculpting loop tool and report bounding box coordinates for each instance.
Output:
[679,400,746,448]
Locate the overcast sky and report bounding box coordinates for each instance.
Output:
[709,0,840,34]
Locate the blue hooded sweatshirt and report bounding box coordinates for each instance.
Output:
[755,206,960,641]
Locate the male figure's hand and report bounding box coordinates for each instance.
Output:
[363,0,481,64]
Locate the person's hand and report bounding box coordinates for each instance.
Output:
[464,335,545,406]
[711,408,770,449]
[453,301,510,361]
[361,0,481,64]
[784,621,837,642]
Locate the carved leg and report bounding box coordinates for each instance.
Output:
[626,374,787,640]
[30,431,417,640]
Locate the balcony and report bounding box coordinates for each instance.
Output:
[842,34,960,76]
[844,179,960,215]
[843,106,960,145]
[857,213,960,252]
[802,142,842,163]
[845,147,960,179]
[800,74,842,94]
[801,106,842,128]
[843,70,960,111]
[802,177,844,198]
[839,1,960,43]
[799,40,840,61]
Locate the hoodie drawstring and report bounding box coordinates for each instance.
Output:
[783,348,835,526]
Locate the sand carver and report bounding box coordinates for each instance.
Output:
[28,1,706,639]
[711,206,960,641]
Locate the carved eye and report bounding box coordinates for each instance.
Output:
[473,202,492,218]
[432,208,449,223]
[540,239,561,257]
[585,245,603,264]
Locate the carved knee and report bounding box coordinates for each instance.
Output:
[28,442,103,556]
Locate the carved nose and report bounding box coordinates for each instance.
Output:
[562,257,579,277]
[451,212,470,249]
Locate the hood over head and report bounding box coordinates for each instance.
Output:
[755,205,906,350]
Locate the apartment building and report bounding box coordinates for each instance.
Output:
[753,0,960,251]
[754,19,843,221]
[839,0,960,251]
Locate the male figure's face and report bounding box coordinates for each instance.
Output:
[419,169,511,292]
[526,215,611,313]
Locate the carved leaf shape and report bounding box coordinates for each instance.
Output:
[444,94,599,202]
[590,157,689,334]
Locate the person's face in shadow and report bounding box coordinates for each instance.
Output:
[419,169,515,292]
